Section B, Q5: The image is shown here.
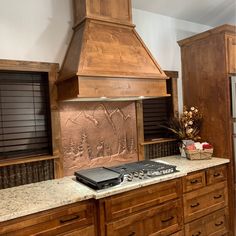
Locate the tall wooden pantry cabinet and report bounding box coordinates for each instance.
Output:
[178,24,236,236]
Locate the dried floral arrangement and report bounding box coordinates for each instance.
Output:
[164,106,203,141]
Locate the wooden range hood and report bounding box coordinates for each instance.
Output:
[58,0,168,101]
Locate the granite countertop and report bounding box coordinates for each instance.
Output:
[157,156,230,173]
[0,156,230,222]
[0,177,95,222]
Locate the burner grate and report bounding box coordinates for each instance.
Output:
[108,160,177,176]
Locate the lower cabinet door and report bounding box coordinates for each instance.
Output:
[185,208,229,236]
[106,199,183,236]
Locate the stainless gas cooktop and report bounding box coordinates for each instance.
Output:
[75,160,178,190]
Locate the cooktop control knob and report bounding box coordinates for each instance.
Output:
[133,171,139,178]
[126,174,133,182]
[139,170,144,179]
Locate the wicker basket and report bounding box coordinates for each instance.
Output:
[185,148,213,160]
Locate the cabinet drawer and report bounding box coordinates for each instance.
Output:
[206,165,227,185]
[183,181,228,223]
[106,199,183,236]
[227,36,236,73]
[185,208,229,236]
[59,225,95,236]
[183,171,206,193]
[0,200,95,236]
[104,178,182,221]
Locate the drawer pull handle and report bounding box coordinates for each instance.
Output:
[161,216,174,223]
[190,179,199,184]
[190,203,200,208]
[59,215,80,224]
[214,173,221,177]
[128,232,136,236]
[213,194,222,199]
[192,231,201,236]
[215,221,223,227]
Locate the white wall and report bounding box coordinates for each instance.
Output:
[132,9,212,111]
[0,0,73,64]
[0,1,211,110]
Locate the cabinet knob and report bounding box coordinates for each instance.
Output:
[213,194,222,199]
[161,216,174,223]
[192,231,201,236]
[59,215,80,224]
[190,179,199,184]
[215,221,224,227]
[190,202,200,208]
[213,173,221,177]
[128,232,136,236]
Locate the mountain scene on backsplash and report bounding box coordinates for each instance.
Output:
[59,102,138,175]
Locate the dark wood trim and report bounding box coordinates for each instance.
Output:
[136,100,145,161]
[178,24,236,47]
[140,138,177,146]
[0,59,58,72]
[0,155,59,168]
[164,70,179,79]
[164,70,179,116]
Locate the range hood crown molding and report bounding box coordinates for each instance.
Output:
[58,0,168,101]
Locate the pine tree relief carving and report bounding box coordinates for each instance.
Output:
[60,102,138,175]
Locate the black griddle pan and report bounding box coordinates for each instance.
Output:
[75,167,123,190]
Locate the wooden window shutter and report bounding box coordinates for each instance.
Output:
[0,71,52,160]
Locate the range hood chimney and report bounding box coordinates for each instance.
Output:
[58,0,168,101]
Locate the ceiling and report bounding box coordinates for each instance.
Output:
[132,0,236,27]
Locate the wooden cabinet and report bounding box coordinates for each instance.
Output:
[178,24,235,234]
[178,25,235,160]
[0,200,96,236]
[227,36,236,74]
[0,164,230,236]
[98,178,183,236]
[182,165,229,234]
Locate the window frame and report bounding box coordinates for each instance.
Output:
[0,60,61,178]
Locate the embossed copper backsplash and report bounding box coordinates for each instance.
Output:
[59,102,138,176]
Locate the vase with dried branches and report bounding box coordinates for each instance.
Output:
[163,106,203,156]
